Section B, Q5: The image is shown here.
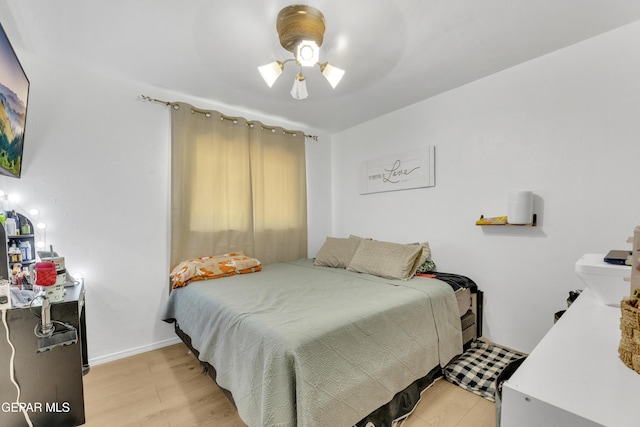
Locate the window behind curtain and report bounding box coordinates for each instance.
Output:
[170,103,307,268]
[250,122,308,264]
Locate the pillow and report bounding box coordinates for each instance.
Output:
[411,242,431,267]
[170,252,262,289]
[411,241,435,273]
[416,259,437,274]
[347,239,423,280]
[314,237,361,268]
[349,234,372,240]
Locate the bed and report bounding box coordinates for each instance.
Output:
[162,239,481,427]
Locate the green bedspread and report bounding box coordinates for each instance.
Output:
[162,259,462,427]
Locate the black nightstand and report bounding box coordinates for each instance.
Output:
[0,283,87,426]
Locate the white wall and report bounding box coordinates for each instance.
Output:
[0,54,332,364]
[4,18,639,363]
[331,21,640,353]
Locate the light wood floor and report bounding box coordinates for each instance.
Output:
[83,343,495,427]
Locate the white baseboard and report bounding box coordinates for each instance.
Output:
[88,336,182,366]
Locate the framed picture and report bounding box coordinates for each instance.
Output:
[0,22,30,178]
[360,146,435,194]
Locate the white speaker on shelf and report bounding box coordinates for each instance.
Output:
[507,191,533,224]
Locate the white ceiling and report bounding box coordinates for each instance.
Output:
[2,0,640,133]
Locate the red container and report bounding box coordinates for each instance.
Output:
[35,262,57,286]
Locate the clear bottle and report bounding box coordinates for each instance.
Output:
[9,242,21,263]
[4,217,16,236]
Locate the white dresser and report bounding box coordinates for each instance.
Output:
[501,287,640,426]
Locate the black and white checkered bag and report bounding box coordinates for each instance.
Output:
[443,340,526,402]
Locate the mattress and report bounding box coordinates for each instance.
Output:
[162,259,463,427]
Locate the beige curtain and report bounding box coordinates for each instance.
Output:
[170,102,307,268]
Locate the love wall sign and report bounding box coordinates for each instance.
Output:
[359,146,435,195]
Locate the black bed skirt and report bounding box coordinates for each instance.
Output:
[355,364,442,427]
[171,321,443,427]
[173,321,237,406]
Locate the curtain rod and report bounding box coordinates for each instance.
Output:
[138,95,319,141]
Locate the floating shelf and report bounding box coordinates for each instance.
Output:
[476,213,537,227]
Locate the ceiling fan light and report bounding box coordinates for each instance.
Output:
[258,61,284,87]
[290,74,308,100]
[296,40,319,67]
[320,62,345,88]
[261,5,343,99]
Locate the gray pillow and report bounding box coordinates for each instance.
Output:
[411,242,431,267]
[347,239,423,280]
[313,237,361,268]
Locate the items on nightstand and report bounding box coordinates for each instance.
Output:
[10,263,29,288]
[33,261,57,286]
[30,260,66,303]
[1,211,38,282]
[553,290,582,323]
[575,254,630,306]
[20,218,31,235]
[4,215,16,235]
[604,249,632,265]
[7,242,21,263]
[39,248,68,288]
[18,240,31,262]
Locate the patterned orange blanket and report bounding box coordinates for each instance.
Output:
[170,252,262,289]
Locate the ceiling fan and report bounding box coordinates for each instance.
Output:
[258,4,345,100]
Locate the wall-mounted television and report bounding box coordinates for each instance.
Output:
[0,21,29,179]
